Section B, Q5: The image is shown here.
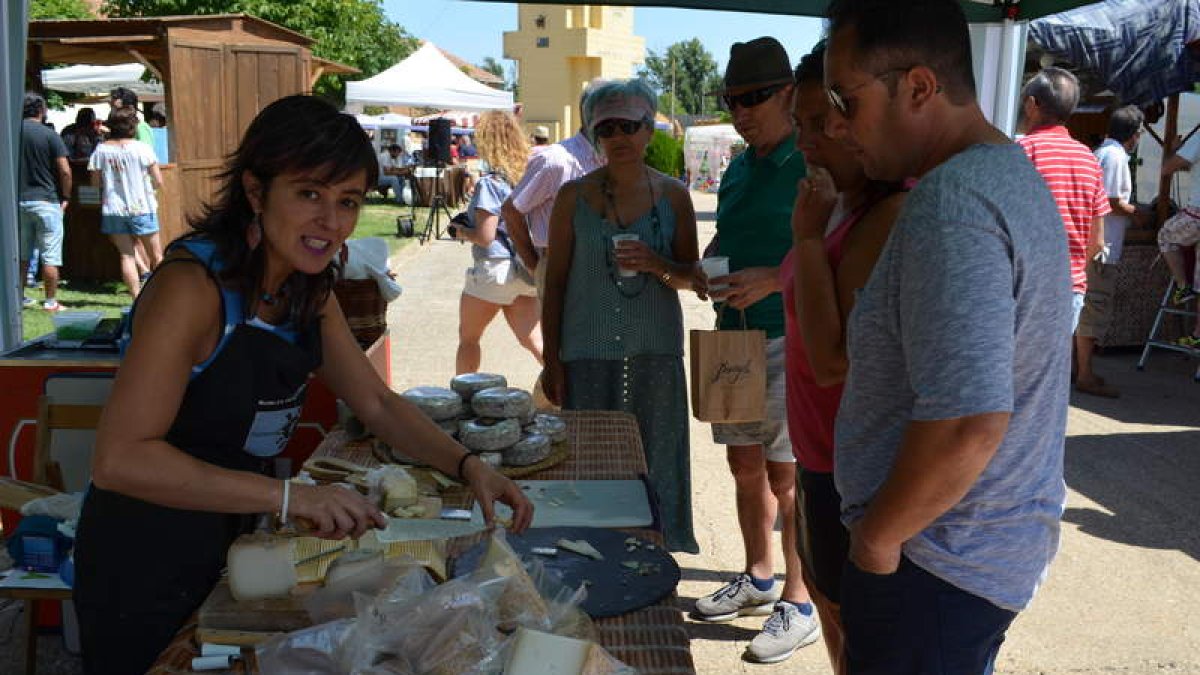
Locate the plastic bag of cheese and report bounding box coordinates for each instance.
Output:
[255,618,355,674]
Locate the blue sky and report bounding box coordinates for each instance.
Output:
[383,1,825,76]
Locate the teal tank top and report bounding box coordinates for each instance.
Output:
[560,192,684,360]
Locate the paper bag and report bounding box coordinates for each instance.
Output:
[689,316,767,422]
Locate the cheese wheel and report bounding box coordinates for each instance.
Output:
[503,433,552,467]
[459,417,522,452]
[400,386,463,421]
[471,387,534,419]
[479,452,503,469]
[324,549,384,587]
[227,534,297,601]
[524,413,567,444]
[449,372,508,401]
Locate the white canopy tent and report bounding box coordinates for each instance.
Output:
[40,62,161,99]
[345,42,513,113]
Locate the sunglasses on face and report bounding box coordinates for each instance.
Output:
[594,118,646,139]
[826,67,913,119]
[721,83,787,111]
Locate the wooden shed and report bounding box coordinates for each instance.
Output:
[26,15,356,282]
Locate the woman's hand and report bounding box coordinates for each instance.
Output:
[463,456,534,533]
[708,266,782,310]
[289,483,387,540]
[793,168,839,241]
[613,240,664,275]
[541,359,566,407]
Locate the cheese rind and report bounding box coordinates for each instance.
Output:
[449,372,508,400]
[505,627,592,675]
[471,387,534,419]
[503,433,552,467]
[400,386,463,421]
[459,417,522,452]
[524,413,568,444]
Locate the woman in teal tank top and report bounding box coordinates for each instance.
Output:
[541,80,701,553]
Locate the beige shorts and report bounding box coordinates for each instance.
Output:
[1077,259,1117,340]
[1158,211,1200,252]
[463,259,537,306]
[711,336,793,463]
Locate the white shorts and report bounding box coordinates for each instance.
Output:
[463,258,537,306]
[711,336,793,463]
[1158,210,1200,252]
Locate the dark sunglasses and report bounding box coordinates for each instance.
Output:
[721,83,787,111]
[826,67,913,118]
[594,118,646,139]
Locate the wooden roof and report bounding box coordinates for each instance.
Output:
[434,44,504,87]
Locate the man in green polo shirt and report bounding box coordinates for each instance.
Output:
[692,37,819,665]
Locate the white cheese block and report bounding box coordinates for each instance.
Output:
[400,386,463,421]
[503,433,552,467]
[505,627,592,675]
[227,534,297,601]
[449,372,508,401]
[556,538,604,560]
[471,386,534,419]
[459,417,522,452]
[524,413,568,444]
[380,467,418,511]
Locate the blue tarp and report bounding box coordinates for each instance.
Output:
[1030,0,1200,105]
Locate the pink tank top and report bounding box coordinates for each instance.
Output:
[780,197,878,472]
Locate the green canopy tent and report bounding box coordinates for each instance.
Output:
[469,0,1099,21]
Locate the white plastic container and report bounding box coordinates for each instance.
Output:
[51,311,103,341]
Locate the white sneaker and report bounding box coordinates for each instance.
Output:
[693,573,782,622]
[745,602,821,664]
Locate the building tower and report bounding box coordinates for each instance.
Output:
[504,5,645,142]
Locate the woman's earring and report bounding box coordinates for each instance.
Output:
[246,212,263,250]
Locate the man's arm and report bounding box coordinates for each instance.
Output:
[55,156,72,209]
[501,196,539,271]
[851,413,1010,573]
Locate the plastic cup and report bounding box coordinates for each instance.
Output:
[612,233,641,278]
[700,256,730,291]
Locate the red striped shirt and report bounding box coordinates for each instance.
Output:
[1018,126,1111,293]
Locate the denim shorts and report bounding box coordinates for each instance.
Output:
[101,213,159,236]
[18,201,64,267]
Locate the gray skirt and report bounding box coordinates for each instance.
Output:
[563,355,699,554]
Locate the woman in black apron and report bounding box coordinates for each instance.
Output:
[72,95,533,675]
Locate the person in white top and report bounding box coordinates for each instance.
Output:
[88,107,163,299]
[376,143,413,204]
[1076,106,1150,396]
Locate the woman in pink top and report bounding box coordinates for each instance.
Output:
[781,44,905,673]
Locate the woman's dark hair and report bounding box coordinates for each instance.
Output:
[794,42,826,87]
[76,107,96,126]
[106,108,138,139]
[187,94,378,327]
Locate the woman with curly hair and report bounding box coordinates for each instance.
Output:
[452,110,543,373]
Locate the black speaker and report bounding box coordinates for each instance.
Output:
[426,118,453,165]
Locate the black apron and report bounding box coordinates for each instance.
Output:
[73,245,321,675]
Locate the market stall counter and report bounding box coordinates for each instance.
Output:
[148,410,697,675]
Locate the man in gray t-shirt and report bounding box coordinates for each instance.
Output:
[825,1,1070,672]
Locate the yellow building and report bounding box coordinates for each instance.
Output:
[504,5,645,142]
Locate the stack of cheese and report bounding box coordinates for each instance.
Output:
[398,373,566,469]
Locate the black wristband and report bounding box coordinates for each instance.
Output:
[456,452,474,480]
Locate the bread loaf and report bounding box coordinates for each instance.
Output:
[471,387,534,419]
[400,386,463,421]
[449,372,508,401]
[503,433,552,467]
[459,418,522,452]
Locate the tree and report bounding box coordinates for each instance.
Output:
[479,56,517,93]
[31,0,95,19]
[101,0,419,101]
[639,39,722,117]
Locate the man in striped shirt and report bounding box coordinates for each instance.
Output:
[1018,67,1111,332]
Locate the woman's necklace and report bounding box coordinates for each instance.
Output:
[603,168,661,299]
[602,167,656,230]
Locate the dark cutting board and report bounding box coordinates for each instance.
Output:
[451,526,680,619]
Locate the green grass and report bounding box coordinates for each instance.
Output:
[20,199,427,342]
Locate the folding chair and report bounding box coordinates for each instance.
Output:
[1136,278,1200,382]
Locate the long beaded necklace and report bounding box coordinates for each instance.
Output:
[602,168,661,298]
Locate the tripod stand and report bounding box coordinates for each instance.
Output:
[416,162,454,245]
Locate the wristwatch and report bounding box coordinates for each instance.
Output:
[660,270,672,285]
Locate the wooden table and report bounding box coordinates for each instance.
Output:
[149,410,697,675]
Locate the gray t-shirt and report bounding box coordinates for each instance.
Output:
[836,143,1071,612]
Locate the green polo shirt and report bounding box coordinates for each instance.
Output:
[714,133,806,338]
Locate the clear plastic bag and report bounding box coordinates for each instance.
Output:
[304,556,434,624]
[255,618,355,674]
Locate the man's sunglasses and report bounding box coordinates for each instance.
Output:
[594,118,647,139]
[721,83,787,111]
[826,67,913,118]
